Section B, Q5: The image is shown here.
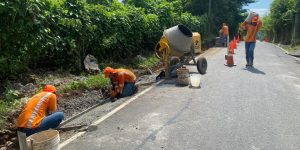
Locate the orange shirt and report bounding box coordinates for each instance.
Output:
[17,92,57,129]
[111,69,136,92]
[242,20,262,42]
[222,26,229,36]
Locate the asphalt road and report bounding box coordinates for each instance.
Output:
[62,42,300,150]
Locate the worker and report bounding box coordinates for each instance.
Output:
[221,22,230,47]
[242,14,262,67]
[104,67,138,100]
[17,85,64,136]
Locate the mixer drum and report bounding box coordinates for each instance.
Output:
[163,25,193,56]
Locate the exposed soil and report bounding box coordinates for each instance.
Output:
[0,68,161,149]
[0,89,110,150]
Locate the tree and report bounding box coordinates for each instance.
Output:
[292,0,300,45]
[265,0,297,44]
[184,0,255,38]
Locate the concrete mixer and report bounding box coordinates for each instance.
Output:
[155,24,207,78]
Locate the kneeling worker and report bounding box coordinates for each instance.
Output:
[104,67,138,99]
[17,85,64,136]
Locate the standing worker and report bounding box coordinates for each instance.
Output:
[104,67,138,100]
[221,23,230,47]
[17,85,64,136]
[242,14,262,67]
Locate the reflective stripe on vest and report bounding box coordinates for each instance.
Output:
[27,92,52,128]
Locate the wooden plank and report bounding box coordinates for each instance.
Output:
[17,131,27,150]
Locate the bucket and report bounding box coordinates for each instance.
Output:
[190,74,201,88]
[176,67,190,86]
[27,130,60,150]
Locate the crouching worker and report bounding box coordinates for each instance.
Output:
[17,85,64,136]
[104,67,138,100]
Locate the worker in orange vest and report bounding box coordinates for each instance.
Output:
[17,85,64,136]
[221,22,230,47]
[104,67,138,100]
[242,15,262,67]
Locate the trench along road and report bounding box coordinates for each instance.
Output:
[60,41,300,150]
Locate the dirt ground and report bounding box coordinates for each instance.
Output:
[58,90,108,119]
[0,71,159,150]
[0,89,109,150]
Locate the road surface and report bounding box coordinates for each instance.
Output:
[62,42,300,150]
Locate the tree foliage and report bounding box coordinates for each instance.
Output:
[0,0,205,78]
[0,0,254,79]
[184,0,255,38]
[262,0,298,44]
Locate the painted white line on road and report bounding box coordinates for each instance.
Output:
[59,79,165,149]
[59,132,85,149]
[271,43,289,54]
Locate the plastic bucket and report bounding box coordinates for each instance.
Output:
[27,130,60,150]
[190,74,201,88]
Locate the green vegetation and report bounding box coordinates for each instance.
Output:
[134,55,160,69]
[0,90,22,128]
[0,73,110,127]
[0,0,203,78]
[183,0,255,38]
[262,0,299,45]
[60,74,110,93]
[0,0,257,129]
[279,44,300,53]
[0,0,256,79]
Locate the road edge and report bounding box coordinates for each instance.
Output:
[270,42,300,61]
[59,79,165,149]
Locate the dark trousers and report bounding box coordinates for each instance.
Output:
[245,42,256,64]
[119,82,137,98]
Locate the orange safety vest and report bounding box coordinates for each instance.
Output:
[111,69,136,89]
[242,20,262,42]
[17,92,57,129]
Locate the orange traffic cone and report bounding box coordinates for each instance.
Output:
[225,46,235,66]
[230,41,235,54]
[233,37,237,49]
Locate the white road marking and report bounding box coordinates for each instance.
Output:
[59,79,165,149]
[271,43,289,54]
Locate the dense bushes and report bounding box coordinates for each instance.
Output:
[0,0,206,78]
[262,0,299,45]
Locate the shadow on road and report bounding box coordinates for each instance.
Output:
[243,67,266,75]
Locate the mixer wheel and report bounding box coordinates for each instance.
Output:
[197,57,207,75]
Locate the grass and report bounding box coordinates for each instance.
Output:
[0,74,110,127]
[0,99,22,129]
[278,44,300,53]
[134,55,160,69]
[0,55,161,128]
[0,90,23,128]
[60,73,110,93]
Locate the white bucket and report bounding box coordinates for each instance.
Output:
[27,130,60,150]
[190,74,201,88]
